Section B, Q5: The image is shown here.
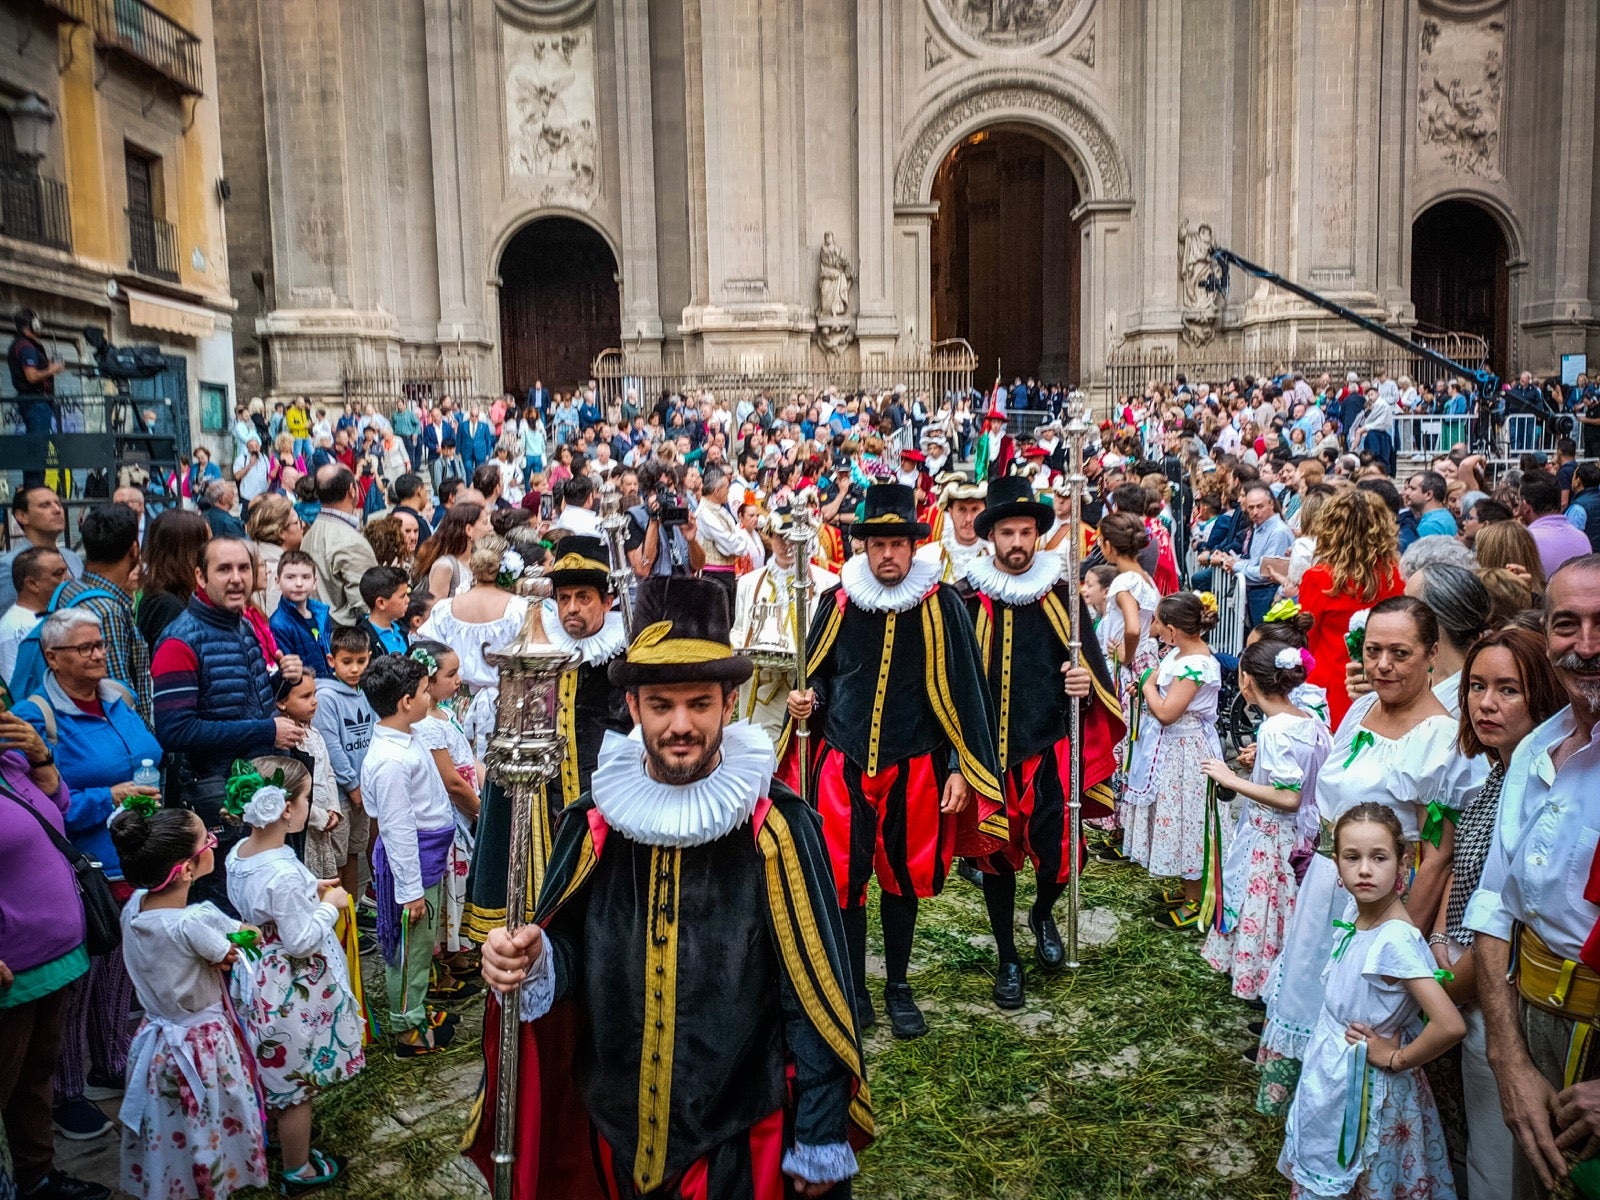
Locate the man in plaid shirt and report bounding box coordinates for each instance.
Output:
[52,503,151,723]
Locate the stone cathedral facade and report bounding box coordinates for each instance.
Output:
[214,0,1600,401]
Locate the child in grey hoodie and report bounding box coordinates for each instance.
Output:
[314,626,376,899]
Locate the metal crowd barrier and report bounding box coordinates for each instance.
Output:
[1390,412,1571,466]
[1208,565,1248,660]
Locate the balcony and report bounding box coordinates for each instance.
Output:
[0,163,73,252]
[127,206,179,281]
[44,0,204,96]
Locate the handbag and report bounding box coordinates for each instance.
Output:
[0,779,122,955]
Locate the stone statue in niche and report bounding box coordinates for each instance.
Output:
[815,232,855,355]
[1416,16,1504,181]
[505,27,600,203]
[1178,218,1220,348]
[941,0,1077,46]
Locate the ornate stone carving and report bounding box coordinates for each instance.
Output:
[504,26,599,205]
[815,232,855,355]
[1416,15,1504,181]
[924,32,951,70]
[1178,218,1220,348]
[936,0,1082,47]
[494,0,595,24]
[1067,27,1094,67]
[895,81,1131,206]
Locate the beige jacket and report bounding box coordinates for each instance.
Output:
[301,508,378,627]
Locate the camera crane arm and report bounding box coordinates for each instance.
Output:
[1203,246,1499,406]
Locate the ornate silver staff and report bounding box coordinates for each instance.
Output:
[784,502,819,804]
[598,480,635,630]
[1062,390,1091,970]
[484,581,579,1200]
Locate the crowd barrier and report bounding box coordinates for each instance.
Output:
[1390,412,1572,465]
[1208,566,1248,660]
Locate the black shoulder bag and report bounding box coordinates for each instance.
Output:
[0,780,121,955]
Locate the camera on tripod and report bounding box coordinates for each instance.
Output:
[83,327,165,382]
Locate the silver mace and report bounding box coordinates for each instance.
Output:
[1062,389,1091,970]
[784,504,819,804]
[598,481,636,630]
[484,579,579,1200]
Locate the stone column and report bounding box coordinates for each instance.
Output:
[613,0,664,359]
[1075,200,1135,390]
[855,0,897,358]
[423,0,488,344]
[893,203,938,353]
[1136,0,1181,333]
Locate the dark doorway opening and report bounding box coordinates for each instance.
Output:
[498,217,620,397]
[930,129,1081,387]
[1411,200,1510,379]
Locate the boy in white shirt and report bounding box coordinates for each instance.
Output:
[359,655,457,1057]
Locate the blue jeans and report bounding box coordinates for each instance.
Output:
[1245,583,1278,628]
[19,397,55,488]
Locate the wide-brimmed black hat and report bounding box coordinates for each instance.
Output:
[544,534,612,593]
[855,483,930,541]
[974,474,1055,539]
[608,576,754,687]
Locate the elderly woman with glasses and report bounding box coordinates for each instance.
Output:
[12,607,163,1136]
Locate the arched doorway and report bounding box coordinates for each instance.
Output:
[930,129,1081,387]
[497,217,620,396]
[1411,200,1510,378]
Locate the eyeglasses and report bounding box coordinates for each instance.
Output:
[54,640,107,659]
[153,831,217,892]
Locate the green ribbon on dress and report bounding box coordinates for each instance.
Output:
[1432,968,1455,985]
[226,929,262,962]
[1331,918,1358,962]
[1178,665,1206,683]
[1342,729,1375,769]
[1420,800,1461,849]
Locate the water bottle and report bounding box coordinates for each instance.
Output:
[132,759,160,790]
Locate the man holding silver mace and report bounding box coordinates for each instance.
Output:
[470,576,870,1200]
[962,474,1125,1009]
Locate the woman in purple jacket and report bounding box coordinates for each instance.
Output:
[0,711,108,1200]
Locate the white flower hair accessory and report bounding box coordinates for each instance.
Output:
[243,785,288,827]
[1274,647,1300,671]
[496,548,527,590]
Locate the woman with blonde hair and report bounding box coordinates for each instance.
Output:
[1472,519,1546,598]
[1296,488,1404,728]
[245,493,305,617]
[1478,566,1535,628]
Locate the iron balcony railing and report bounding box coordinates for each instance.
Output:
[126,206,179,281]
[0,163,72,252]
[44,0,203,96]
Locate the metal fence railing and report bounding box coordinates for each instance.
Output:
[1389,412,1574,466]
[1207,563,1248,661]
[47,0,204,95]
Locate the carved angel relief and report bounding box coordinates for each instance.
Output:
[505,26,600,204]
[1416,16,1504,181]
[939,0,1080,47]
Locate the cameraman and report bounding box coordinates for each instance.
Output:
[626,461,703,578]
[7,309,63,489]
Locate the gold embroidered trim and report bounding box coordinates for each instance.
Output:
[635,845,681,1190]
[867,611,897,774]
[557,672,580,811]
[998,608,1014,766]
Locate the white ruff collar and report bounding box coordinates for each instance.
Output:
[840,553,941,614]
[966,550,1062,606]
[591,720,776,847]
[539,602,627,665]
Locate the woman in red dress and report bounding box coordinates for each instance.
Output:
[1296,488,1404,729]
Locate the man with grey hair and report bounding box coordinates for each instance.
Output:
[1467,553,1600,1198]
[694,466,745,610]
[200,478,246,539]
[1400,534,1477,578]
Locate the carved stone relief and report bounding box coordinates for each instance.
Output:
[1067,27,1095,67]
[924,32,951,70]
[504,26,600,205]
[1416,15,1504,181]
[895,82,1131,206]
[936,0,1083,48]
[1178,218,1219,348]
[815,232,856,355]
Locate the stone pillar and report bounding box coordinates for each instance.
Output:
[613,0,664,358]
[893,204,938,353]
[855,0,897,357]
[1075,200,1135,390]
[1136,0,1181,333]
[424,0,488,346]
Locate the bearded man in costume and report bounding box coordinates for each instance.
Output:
[473,575,870,1199]
[962,477,1126,1008]
[784,483,1003,1039]
[463,535,631,941]
[731,509,840,745]
[918,475,991,589]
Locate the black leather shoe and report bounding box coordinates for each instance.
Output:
[855,992,876,1032]
[21,1172,111,1200]
[992,962,1025,1010]
[1029,909,1065,974]
[883,983,927,1039]
[956,858,986,889]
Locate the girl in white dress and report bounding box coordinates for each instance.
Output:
[109,801,268,1200]
[1279,803,1462,1199]
[1125,592,1222,927]
[1200,639,1332,999]
[1255,598,1479,1115]
[407,640,483,977]
[225,756,366,1195]
[1095,512,1161,857]
[417,534,531,758]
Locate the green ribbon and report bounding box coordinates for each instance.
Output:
[226,929,262,962]
[117,792,161,819]
[1178,666,1206,683]
[1331,919,1358,962]
[1342,729,1375,769]
[1420,800,1461,849]
[1432,968,1455,985]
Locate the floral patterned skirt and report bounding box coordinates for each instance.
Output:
[1202,805,1300,1000]
[439,810,476,955]
[120,1015,269,1200]
[1123,719,1218,880]
[234,934,365,1109]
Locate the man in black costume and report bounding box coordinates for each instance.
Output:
[472,576,869,1199]
[784,483,1003,1040]
[962,476,1126,1009]
[463,535,631,941]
